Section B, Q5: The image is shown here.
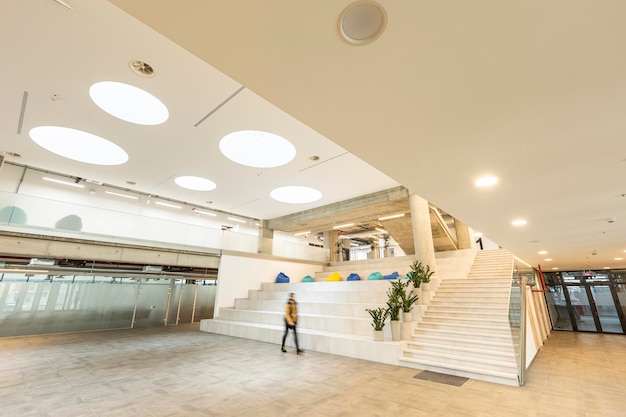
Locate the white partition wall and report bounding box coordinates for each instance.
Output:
[213,254,323,317]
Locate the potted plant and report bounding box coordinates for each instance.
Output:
[397,280,418,340]
[399,281,419,321]
[369,237,379,259]
[335,240,343,262]
[366,306,389,341]
[406,259,434,303]
[383,234,392,258]
[386,281,403,341]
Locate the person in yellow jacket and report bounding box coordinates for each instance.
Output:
[281,292,304,354]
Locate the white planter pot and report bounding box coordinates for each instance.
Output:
[413,287,422,305]
[390,320,401,341]
[373,329,384,341]
[402,312,412,322]
[401,321,413,340]
[422,283,431,291]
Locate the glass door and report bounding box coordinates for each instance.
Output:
[588,284,625,333]
[566,286,598,332]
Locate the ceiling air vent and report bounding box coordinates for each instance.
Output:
[129,60,155,78]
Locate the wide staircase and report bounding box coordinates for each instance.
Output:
[201,249,520,386]
[400,249,519,386]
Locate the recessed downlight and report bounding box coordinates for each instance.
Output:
[30,126,128,165]
[220,130,296,168]
[270,186,322,204]
[512,219,527,226]
[339,1,387,45]
[175,176,216,191]
[89,81,168,125]
[475,176,498,187]
[538,251,548,255]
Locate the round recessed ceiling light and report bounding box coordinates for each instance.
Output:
[220,130,296,168]
[29,126,128,165]
[270,186,322,204]
[538,250,548,255]
[475,176,498,187]
[175,176,216,191]
[339,1,387,45]
[89,81,168,125]
[512,219,527,226]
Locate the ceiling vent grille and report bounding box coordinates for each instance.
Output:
[129,60,155,77]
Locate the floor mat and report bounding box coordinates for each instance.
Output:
[413,370,468,387]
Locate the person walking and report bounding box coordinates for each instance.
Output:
[282,292,304,354]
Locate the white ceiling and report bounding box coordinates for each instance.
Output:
[3,0,626,271]
[0,0,399,220]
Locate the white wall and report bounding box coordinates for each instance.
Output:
[213,254,323,316]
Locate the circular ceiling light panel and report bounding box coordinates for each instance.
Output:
[475,176,498,187]
[175,176,217,191]
[219,130,296,168]
[270,186,322,204]
[339,1,387,45]
[89,81,168,125]
[29,126,128,165]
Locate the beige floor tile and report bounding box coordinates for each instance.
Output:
[1,325,625,416]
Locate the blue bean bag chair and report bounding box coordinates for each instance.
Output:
[367,272,382,280]
[275,272,290,283]
[302,275,315,282]
[346,273,361,281]
[383,271,399,280]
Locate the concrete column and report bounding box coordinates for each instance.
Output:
[257,220,273,255]
[409,193,437,272]
[328,230,341,262]
[455,218,473,249]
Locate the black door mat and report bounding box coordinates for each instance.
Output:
[413,370,469,387]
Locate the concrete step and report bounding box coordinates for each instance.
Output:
[406,340,516,361]
[248,289,389,303]
[413,325,511,344]
[234,299,384,317]
[409,331,513,348]
[399,356,519,387]
[218,308,374,337]
[403,348,517,374]
[201,319,406,365]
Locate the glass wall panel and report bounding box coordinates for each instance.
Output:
[0,281,138,337]
[566,286,596,332]
[589,285,621,333]
[133,280,170,328]
[544,284,573,331]
[195,285,216,320]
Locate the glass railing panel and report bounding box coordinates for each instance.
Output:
[0,191,327,263]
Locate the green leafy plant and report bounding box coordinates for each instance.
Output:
[366,307,389,331]
[406,260,434,289]
[386,281,404,321]
[399,284,419,313]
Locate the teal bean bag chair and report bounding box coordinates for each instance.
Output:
[302,275,315,282]
[367,272,382,280]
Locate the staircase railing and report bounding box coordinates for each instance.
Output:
[510,258,536,386]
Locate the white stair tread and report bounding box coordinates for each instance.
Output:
[409,333,512,347]
[404,348,517,368]
[400,357,518,380]
[406,341,515,358]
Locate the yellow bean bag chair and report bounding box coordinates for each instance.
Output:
[326,272,342,281]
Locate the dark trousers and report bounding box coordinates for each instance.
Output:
[282,319,299,349]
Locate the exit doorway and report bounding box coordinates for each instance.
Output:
[544,270,626,334]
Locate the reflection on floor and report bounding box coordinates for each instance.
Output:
[1,325,625,416]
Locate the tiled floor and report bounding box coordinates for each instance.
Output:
[1,325,625,417]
